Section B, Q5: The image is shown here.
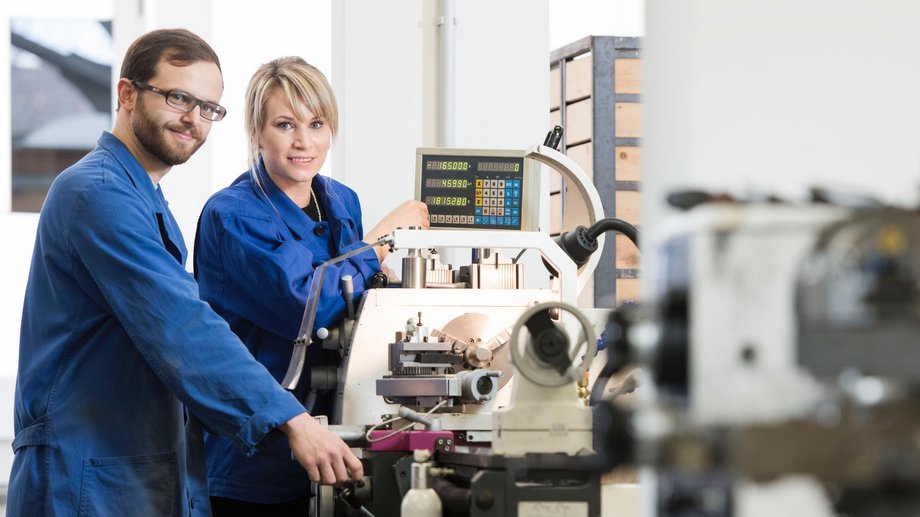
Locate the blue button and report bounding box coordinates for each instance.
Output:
[474,207,481,215]
[513,189,520,198]
[512,208,519,216]
[504,217,511,225]
[475,216,481,224]
[505,189,512,198]
[513,199,519,206]
[489,216,496,225]
[505,198,512,206]
[512,217,519,226]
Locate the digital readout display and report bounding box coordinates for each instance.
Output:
[419,154,524,230]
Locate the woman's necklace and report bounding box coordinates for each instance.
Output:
[310,186,322,222]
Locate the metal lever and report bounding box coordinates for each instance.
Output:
[342,274,355,320]
[544,124,564,150]
[282,235,392,390]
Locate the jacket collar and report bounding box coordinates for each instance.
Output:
[97,131,161,207]
[250,158,355,240]
[96,131,187,263]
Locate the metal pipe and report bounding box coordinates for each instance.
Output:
[401,249,429,289]
[438,0,456,147]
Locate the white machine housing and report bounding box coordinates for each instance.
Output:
[649,203,852,425]
[334,145,609,457]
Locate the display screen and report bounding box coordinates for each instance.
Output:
[419,154,524,230]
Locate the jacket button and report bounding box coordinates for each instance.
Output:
[313,225,325,236]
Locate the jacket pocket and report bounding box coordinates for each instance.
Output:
[78,451,179,517]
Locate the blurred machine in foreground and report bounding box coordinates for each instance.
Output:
[609,199,920,517]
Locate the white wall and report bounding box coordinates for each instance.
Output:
[549,0,644,48]
[0,214,38,489]
[451,1,549,151]
[330,1,424,228]
[333,0,549,230]
[333,0,551,276]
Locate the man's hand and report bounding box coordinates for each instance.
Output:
[280,413,364,484]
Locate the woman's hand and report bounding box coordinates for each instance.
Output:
[364,200,430,262]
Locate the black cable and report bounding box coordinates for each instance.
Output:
[552,217,640,269]
[586,217,639,248]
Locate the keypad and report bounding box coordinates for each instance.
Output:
[474,177,521,227]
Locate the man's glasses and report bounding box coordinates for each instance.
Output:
[132,80,227,122]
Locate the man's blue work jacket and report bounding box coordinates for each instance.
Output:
[8,132,307,516]
[194,160,380,503]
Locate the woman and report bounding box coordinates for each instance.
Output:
[194,56,428,515]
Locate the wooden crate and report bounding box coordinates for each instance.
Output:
[565,55,593,103]
[614,58,641,94]
[565,99,593,146]
[549,36,642,308]
[567,142,593,178]
[615,146,641,182]
[614,102,641,139]
[615,191,641,224]
[615,234,640,270]
[616,278,641,305]
[549,55,593,109]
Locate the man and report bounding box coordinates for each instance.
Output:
[8,28,362,516]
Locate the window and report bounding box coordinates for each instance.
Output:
[10,18,112,212]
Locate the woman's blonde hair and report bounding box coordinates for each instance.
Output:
[243,56,338,170]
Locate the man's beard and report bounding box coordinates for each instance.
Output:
[132,98,205,166]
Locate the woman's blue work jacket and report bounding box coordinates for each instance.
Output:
[194,160,380,503]
[9,132,307,516]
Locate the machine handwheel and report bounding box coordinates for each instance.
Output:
[509,301,596,387]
